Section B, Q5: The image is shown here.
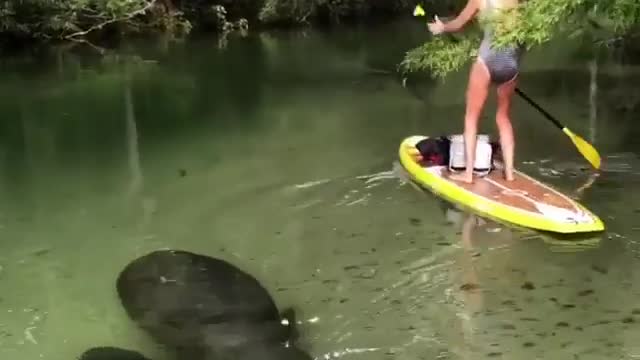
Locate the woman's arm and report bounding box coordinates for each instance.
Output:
[429,0,480,34]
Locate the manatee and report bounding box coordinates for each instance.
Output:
[78,346,150,360]
[115,249,310,360]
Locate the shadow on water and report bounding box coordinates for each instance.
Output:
[430,206,635,360]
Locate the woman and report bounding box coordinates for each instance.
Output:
[428,0,521,183]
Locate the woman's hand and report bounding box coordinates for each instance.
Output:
[427,15,446,35]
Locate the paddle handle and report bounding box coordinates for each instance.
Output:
[515,87,564,130]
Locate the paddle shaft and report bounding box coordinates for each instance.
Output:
[514,87,564,130]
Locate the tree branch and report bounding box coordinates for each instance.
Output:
[63,0,158,39]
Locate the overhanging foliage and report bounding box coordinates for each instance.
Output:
[400,0,640,79]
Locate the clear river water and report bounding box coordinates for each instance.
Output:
[1,19,640,360]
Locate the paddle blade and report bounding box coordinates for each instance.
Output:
[413,4,425,16]
[562,128,601,170]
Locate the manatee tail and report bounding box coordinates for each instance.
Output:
[280,307,300,344]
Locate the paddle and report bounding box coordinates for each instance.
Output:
[411,4,602,170]
[513,88,601,169]
[413,4,426,16]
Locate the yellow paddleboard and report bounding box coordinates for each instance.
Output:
[399,135,605,234]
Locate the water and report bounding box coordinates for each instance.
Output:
[0,19,640,360]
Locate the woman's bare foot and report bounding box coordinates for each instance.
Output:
[449,171,474,183]
[504,168,514,181]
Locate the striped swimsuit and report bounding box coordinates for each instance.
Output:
[477,0,522,84]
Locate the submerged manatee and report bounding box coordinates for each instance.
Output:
[78,347,150,360]
[115,249,311,360]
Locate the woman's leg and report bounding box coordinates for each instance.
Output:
[495,74,518,181]
[450,60,491,183]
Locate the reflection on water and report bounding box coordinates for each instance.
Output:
[0,19,639,360]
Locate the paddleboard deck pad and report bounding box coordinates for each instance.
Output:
[399,135,604,234]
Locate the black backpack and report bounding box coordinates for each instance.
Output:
[415,136,451,166]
